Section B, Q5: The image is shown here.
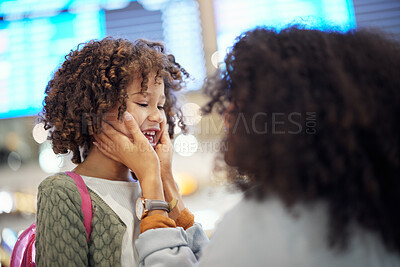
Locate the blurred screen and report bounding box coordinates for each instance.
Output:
[213,0,357,59]
[0,0,206,120]
[0,9,105,119]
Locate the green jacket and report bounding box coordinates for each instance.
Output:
[36,173,126,267]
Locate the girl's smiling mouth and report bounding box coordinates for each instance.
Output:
[142,128,160,147]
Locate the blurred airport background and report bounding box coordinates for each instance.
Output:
[0,0,399,265]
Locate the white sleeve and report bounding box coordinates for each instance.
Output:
[135,224,209,267]
[185,223,209,260]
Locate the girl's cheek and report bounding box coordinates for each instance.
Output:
[128,105,145,125]
[133,113,142,125]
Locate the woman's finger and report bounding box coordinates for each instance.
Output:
[93,131,114,149]
[155,130,173,156]
[100,121,133,148]
[159,128,170,144]
[123,111,147,142]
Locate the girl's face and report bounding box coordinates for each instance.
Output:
[106,73,167,148]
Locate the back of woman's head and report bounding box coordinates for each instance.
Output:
[203,26,400,253]
[40,37,187,164]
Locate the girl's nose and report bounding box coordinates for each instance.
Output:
[148,107,164,123]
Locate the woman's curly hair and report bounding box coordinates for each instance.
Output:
[39,37,188,164]
[203,27,400,253]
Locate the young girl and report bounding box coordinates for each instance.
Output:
[35,37,199,266]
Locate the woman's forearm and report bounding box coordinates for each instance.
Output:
[140,173,165,200]
[161,169,186,221]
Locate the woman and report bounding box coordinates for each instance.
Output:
[97,26,400,266]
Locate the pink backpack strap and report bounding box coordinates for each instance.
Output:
[65,171,92,242]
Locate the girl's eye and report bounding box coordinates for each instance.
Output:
[136,103,148,107]
[157,106,164,110]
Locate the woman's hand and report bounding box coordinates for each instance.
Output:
[155,129,174,175]
[93,111,164,201]
[155,130,186,220]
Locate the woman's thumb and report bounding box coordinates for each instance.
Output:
[160,127,171,143]
[123,111,141,136]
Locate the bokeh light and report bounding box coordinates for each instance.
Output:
[32,122,48,144]
[1,228,17,252]
[174,124,182,135]
[211,51,221,69]
[39,142,63,173]
[7,151,21,171]
[182,102,202,126]
[0,191,13,214]
[174,172,198,196]
[15,192,36,214]
[174,134,198,157]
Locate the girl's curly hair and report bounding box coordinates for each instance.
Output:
[203,27,400,253]
[39,37,188,164]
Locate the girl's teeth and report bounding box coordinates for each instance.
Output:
[144,134,156,146]
[142,131,157,147]
[143,131,155,136]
